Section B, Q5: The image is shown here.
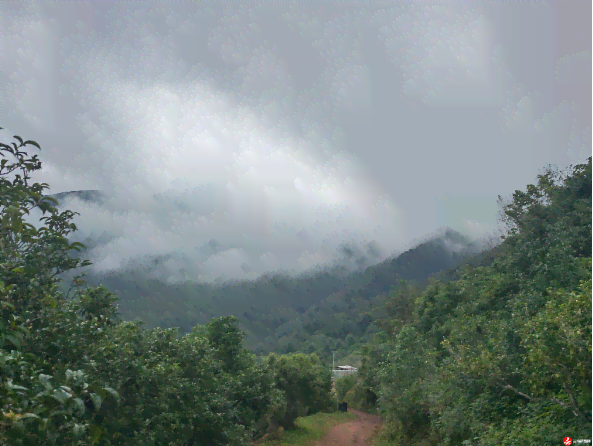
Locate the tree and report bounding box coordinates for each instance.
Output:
[0,129,120,445]
[264,352,333,429]
[334,373,357,402]
[0,129,282,446]
[0,128,91,320]
[519,257,592,424]
[206,315,246,373]
[494,157,592,297]
[366,156,592,446]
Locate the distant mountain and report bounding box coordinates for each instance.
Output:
[325,227,485,303]
[249,229,501,356]
[45,189,501,350]
[46,190,106,205]
[59,232,498,349]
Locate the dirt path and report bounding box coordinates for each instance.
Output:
[313,409,382,446]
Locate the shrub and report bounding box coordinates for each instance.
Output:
[264,352,333,429]
[335,374,357,402]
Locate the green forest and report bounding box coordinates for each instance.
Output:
[1,128,591,445]
[49,203,493,359]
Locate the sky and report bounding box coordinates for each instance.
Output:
[2,2,591,284]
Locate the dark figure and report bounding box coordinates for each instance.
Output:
[338,402,348,412]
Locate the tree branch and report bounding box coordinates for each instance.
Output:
[561,381,589,423]
[548,361,590,423]
[500,383,589,423]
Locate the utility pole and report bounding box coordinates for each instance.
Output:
[332,351,338,411]
[332,351,336,373]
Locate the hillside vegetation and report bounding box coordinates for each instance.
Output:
[50,209,490,353]
[342,155,592,445]
[1,128,590,445]
[0,130,338,445]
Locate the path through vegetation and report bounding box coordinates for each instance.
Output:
[313,409,382,446]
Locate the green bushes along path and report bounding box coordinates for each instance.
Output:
[1,128,590,445]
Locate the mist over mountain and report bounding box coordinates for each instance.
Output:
[47,190,106,205]
[46,189,499,281]
[45,189,501,348]
[4,3,590,443]
[43,188,411,286]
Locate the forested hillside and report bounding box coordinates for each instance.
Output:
[0,130,337,445]
[341,156,592,445]
[48,189,495,351]
[1,128,590,445]
[255,236,505,368]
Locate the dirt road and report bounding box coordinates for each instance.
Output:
[313,409,382,446]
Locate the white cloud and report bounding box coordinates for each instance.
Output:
[372,5,502,106]
[531,101,592,167]
[4,2,589,286]
[10,10,406,283]
[555,50,591,86]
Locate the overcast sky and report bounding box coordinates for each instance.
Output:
[3,2,591,284]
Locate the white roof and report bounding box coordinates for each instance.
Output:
[336,365,357,370]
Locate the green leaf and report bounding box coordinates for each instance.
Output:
[69,241,87,252]
[19,413,41,420]
[38,374,53,389]
[48,409,70,418]
[90,393,102,411]
[6,382,28,391]
[73,423,86,438]
[74,397,85,415]
[21,222,37,234]
[16,324,30,336]
[13,135,24,145]
[0,301,14,311]
[102,386,120,402]
[23,140,41,149]
[5,335,21,349]
[66,369,86,383]
[52,388,72,404]
[88,424,102,444]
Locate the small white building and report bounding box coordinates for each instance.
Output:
[332,365,358,379]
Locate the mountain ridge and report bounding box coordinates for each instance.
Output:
[47,189,501,349]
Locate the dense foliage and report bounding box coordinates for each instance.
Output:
[53,198,485,353]
[0,130,331,445]
[262,352,334,430]
[343,157,592,445]
[334,374,357,403]
[2,127,590,446]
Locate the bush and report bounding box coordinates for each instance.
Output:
[264,352,334,429]
[367,157,592,446]
[343,379,369,411]
[335,374,357,402]
[0,130,282,446]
